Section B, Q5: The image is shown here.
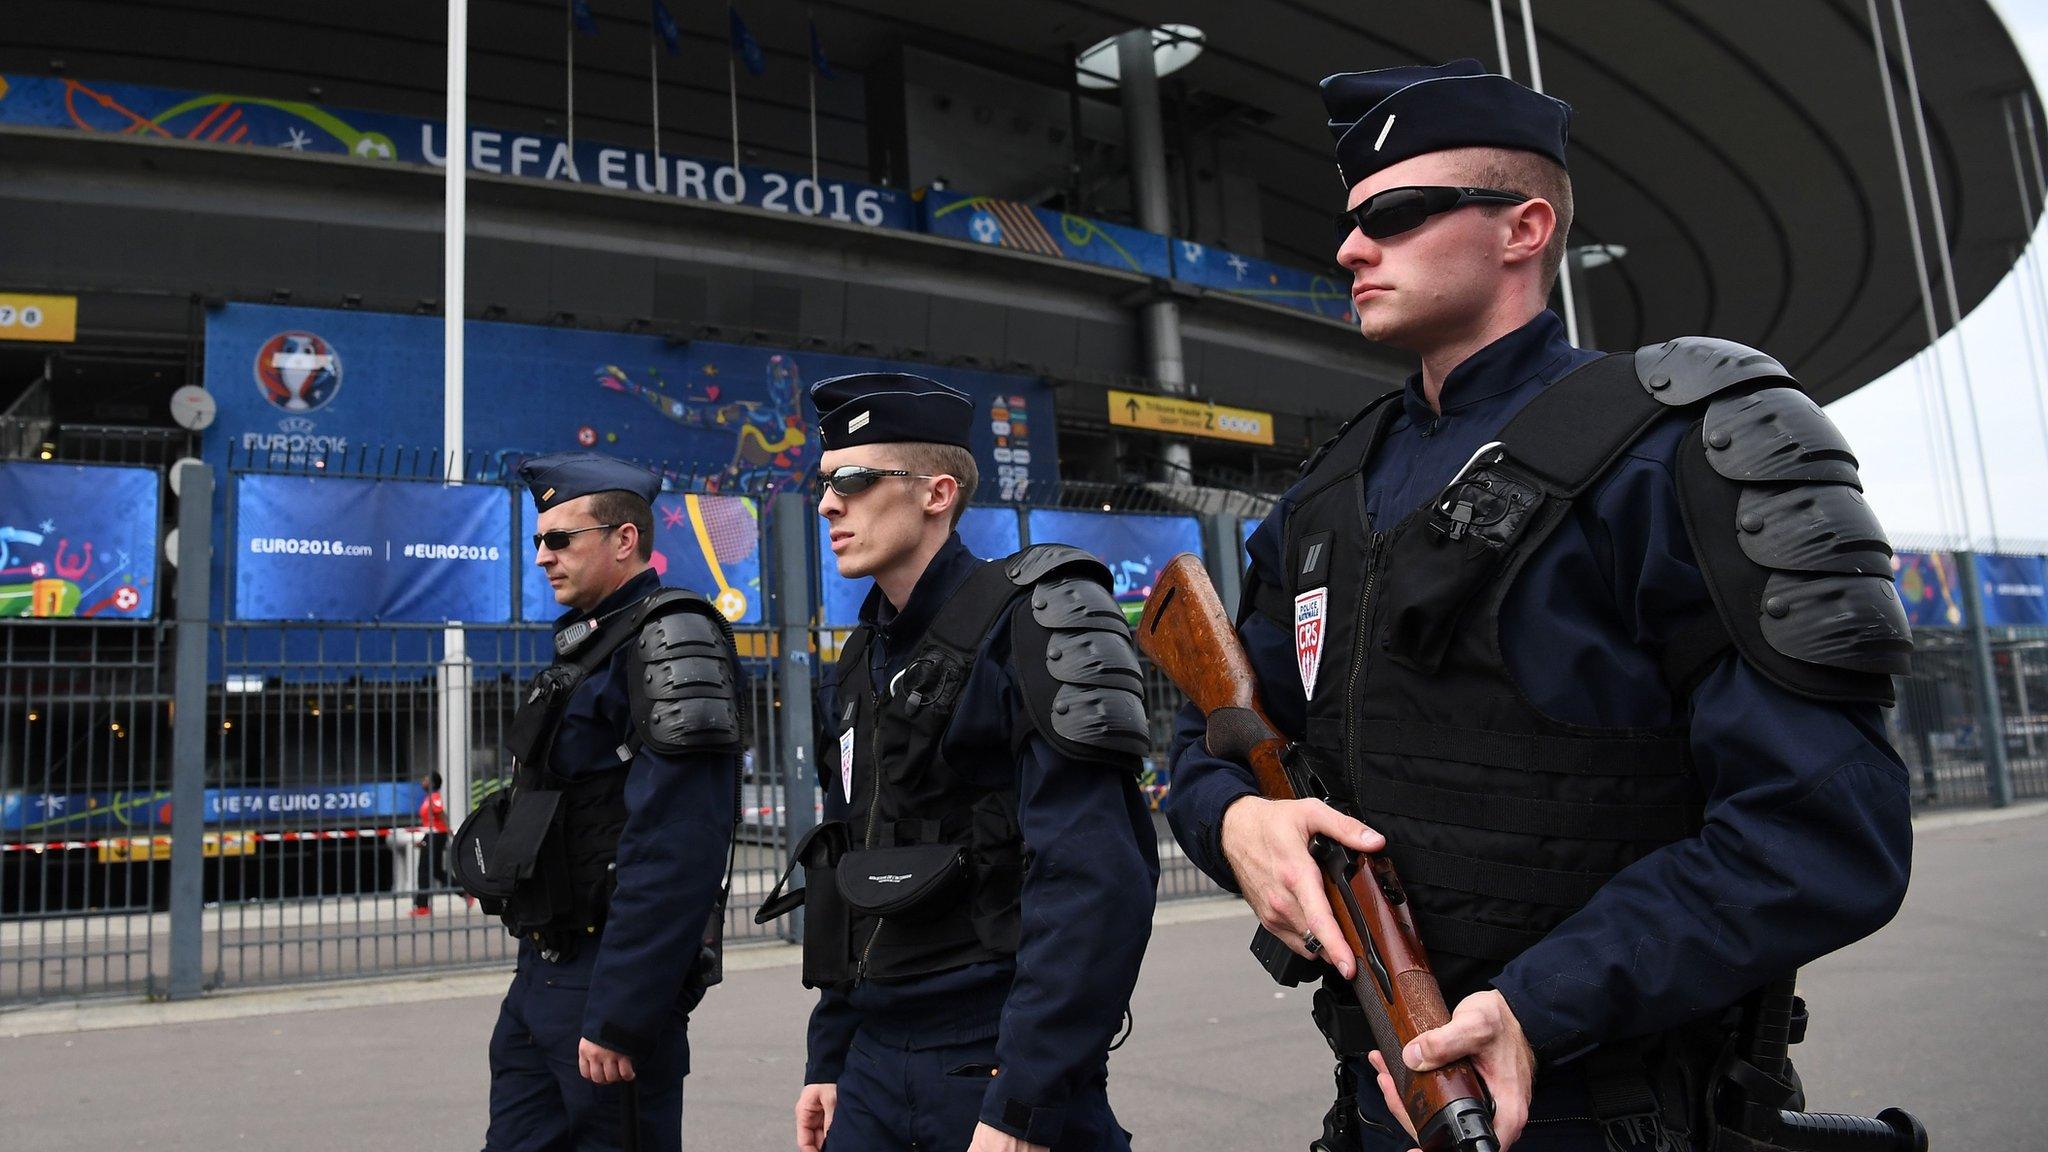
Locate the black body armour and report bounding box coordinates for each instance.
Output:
[1264,339,1908,1009]
[762,545,1149,988]
[455,588,745,956]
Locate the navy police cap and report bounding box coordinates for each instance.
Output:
[809,372,974,451]
[516,451,661,513]
[1322,58,1571,189]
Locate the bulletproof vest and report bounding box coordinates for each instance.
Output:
[1275,354,1709,1005]
[494,590,716,944]
[825,560,1033,980]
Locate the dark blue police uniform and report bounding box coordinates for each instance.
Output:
[1167,309,1914,1149]
[788,374,1159,1151]
[1163,58,1912,1152]
[477,454,742,1152]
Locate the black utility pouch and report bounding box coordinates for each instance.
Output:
[754,821,853,988]
[836,843,970,921]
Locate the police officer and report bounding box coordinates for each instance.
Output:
[1165,61,1913,1152]
[474,452,743,1152]
[774,373,1159,1152]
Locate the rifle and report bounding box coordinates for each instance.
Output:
[1138,554,1497,1152]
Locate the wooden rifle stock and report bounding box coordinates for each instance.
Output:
[1139,554,1496,1152]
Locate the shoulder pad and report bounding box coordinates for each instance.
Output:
[628,591,745,754]
[1003,543,1106,588]
[1705,387,1860,487]
[1673,392,1911,703]
[1636,336,1793,407]
[1011,575,1150,764]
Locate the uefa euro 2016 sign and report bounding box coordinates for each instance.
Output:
[0,74,913,232]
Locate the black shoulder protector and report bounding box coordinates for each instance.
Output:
[1645,339,1911,705]
[627,589,748,754]
[1004,544,1151,764]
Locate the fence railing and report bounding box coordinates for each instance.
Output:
[0,450,2035,1007]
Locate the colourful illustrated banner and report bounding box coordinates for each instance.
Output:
[521,493,763,624]
[1172,239,1355,324]
[1974,552,2048,627]
[816,506,1023,628]
[0,461,159,620]
[202,304,1057,502]
[235,474,514,622]
[923,189,1172,279]
[2,782,425,836]
[1024,509,1204,626]
[1894,551,1964,629]
[0,75,913,230]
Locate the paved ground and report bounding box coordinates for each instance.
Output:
[2,806,2041,1150]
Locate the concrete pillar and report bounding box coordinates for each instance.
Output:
[1116,28,1193,484]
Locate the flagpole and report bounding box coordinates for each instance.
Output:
[650,21,662,164]
[565,0,575,156]
[809,63,820,191]
[728,26,741,177]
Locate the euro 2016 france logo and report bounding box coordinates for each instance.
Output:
[254,331,343,412]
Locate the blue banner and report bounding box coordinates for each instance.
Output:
[3,782,425,835]
[521,493,763,624]
[0,461,159,620]
[1975,553,2048,627]
[816,506,1023,627]
[0,75,912,231]
[235,474,513,622]
[1024,510,1204,625]
[202,304,1059,502]
[923,189,1172,278]
[1894,551,1965,629]
[1172,239,1356,324]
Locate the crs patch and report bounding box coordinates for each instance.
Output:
[1294,588,1328,697]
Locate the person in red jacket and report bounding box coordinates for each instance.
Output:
[412,771,450,916]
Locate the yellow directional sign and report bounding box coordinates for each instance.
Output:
[1107,389,1273,446]
[0,293,78,344]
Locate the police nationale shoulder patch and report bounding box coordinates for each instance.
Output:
[1294,587,1328,697]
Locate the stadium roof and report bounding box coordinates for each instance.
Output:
[6,0,2043,404]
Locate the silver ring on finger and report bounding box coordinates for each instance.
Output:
[1303,930,1323,955]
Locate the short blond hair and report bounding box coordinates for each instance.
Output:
[1452,147,1574,294]
[887,442,978,528]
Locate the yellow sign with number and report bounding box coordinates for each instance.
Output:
[1107,390,1273,446]
[0,293,78,343]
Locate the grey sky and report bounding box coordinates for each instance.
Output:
[1827,0,2048,547]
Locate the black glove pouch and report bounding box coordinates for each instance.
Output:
[836,843,970,921]
[450,788,563,913]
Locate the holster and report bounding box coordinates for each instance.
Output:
[755,820,852,988]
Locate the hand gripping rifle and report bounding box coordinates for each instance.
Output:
[1139,555,1497,1152]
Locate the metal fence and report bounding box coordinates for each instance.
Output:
[2,447,2030,1007]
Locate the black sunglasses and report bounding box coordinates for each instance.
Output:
[814,466,941,498]
[532,523,617,551]
[1334,185,1531,248]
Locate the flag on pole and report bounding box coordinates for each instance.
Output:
[730,6,766,76]
[809,18,834,79]
[652,0,681,56]
[571,0,597,35]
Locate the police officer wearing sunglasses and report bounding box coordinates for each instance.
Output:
[765,372,1159,1152]
[1165,61,1912,1151]
[466,451,744,1152]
